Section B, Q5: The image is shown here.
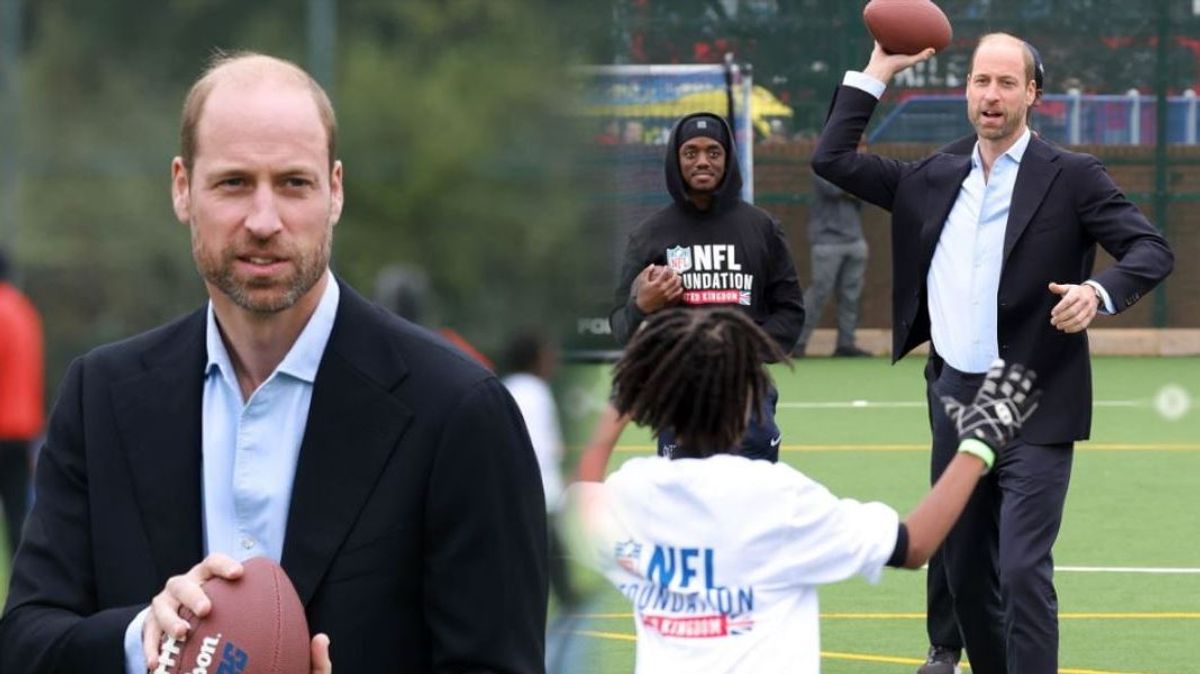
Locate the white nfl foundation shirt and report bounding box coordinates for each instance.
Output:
[569,454,899,674]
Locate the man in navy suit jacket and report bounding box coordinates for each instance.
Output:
[812,34,1172,674]
[0,52,547,674]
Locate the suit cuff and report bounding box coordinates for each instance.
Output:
[1083,280,1115,315]
[842,71,886,99]
[124,606,150,674]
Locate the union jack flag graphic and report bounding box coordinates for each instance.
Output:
[738,291,752,306]
[727,616,755,635]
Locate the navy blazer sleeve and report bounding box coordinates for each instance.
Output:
[811,85,914,212]
[1066,156,1174,311]
[0,359,141,674]
[425,377,548,673]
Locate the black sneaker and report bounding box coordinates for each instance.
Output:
[916,646,961,674]
[833,344,872,357]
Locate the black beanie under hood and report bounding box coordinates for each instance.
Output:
[664,112,744,215]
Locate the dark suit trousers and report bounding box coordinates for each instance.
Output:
[0,439,31,559]
[928,363,1073,674]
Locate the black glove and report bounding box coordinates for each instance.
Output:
[941,359,1040,468]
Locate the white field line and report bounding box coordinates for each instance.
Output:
[608,442,1200,452]
[779,400,1147,409]
[1056,565,1200,574]
[910,563,1200,575]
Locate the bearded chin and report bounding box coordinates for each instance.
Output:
[193,229,332,315]
[214,269,308,314]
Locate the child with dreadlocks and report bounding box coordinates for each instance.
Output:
[564,307,1039,674]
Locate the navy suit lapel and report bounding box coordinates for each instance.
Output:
[107,286,414,601]
[1004,138,1061,265]
[281,283,413,605]
[110,311,207,579]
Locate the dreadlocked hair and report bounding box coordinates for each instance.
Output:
[612,307,789,459]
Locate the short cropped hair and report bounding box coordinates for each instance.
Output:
[969,33,1037,87]
[179,50,337,172]
[504,330,550,375]
[612,307,788,458]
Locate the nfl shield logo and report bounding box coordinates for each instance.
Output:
[614,539,643,573]
[666,246,692,273]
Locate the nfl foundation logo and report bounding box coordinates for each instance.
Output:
[614,539,643,573]
[666,246,692,273]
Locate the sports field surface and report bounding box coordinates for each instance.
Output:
[551,356,1200,674]
[0,357,1194,672]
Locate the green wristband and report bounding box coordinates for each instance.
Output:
[957,438,996,472]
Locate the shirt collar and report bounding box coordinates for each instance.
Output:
[971,127,1033,169]
[204,271,341,385]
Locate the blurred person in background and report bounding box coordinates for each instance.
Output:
[610,112,804,463]
[374,263,495,370]
[0,249,44,563]
[793,173,870,358]
[501,330,580,611]
[622,120,646,145]
[0,52,547,674]
[566,307,1039,674]
[813,34,1173,674]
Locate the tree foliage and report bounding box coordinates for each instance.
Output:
[8,0,609,393]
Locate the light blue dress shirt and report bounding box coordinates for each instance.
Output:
[123,273,340,672]
[841,71,1114,373]
[928,131,1029,373]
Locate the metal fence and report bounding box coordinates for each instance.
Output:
[599,0,1200,329]
[871,91,1200,145]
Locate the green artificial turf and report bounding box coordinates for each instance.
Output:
[554,357,1200,674]
[2,357,1195,672]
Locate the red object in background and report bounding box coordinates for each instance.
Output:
[440,328,495,371]
[630,31,647,62]
[693,38,734,64]
[1101,36,1135,50]
[0,282,43,440]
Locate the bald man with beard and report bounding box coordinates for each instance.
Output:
[0,53,547,674]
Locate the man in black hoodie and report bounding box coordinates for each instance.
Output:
[609,112,805,463]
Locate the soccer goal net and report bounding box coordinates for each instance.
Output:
[569,62,755,360]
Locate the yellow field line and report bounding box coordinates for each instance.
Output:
[572,628,635,642]
[569,632,1171,674]
[1056,669,1169,674]
[605,443,1200,453]
[821,650,924,666]
[571,611,1200,620]
[1059,612,1200,619]
[821,611,1200,620]
[825,650,1173,674]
